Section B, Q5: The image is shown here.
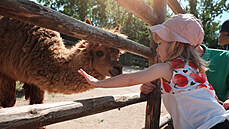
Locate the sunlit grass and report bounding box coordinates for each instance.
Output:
[16,81,24,98]
[16,81,23,90]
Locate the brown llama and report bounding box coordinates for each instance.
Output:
[0,16,125,107]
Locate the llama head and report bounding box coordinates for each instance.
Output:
[84,18,124,77]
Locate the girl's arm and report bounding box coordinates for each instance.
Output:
[78,63,172,88]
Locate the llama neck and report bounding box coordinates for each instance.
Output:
[49,41,105,84]
[42,49,105,94]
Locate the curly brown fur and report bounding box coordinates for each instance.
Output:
[23,83,44,105]
[0,16,124,107]
[0,73,16,107]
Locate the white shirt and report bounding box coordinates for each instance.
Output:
[161,58,229,129]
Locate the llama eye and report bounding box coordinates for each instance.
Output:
[96,51,104,57]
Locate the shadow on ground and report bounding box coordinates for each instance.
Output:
[16,90,24,98]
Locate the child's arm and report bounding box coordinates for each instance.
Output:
[78,63,172,88]
[223,99,229,112]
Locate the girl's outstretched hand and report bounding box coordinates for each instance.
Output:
[78,69,99,87]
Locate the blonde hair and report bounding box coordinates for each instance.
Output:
[153,33,208,73]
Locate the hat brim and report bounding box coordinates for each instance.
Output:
[149,25,189,44]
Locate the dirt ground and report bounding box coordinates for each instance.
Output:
[15,66,169,129]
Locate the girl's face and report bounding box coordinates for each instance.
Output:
[154,34,170,62]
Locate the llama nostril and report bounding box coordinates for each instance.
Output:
[109,62,123,76]
[114,63,123,74]
[114,66,122,74]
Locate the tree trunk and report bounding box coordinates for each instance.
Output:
[189,0,198,17]
[168,0,186,14]
[145,0,167,129]
[114,0,157,26]
[0,0,153,59]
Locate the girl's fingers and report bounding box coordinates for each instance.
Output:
[147,83,156,88]
[78,69,91,79]
[143,82,156,88]
[78,69,98,82]
[140,82,158,94]
[78,69,86,76]
[143,86,153,91]
[78,69,99,87]
[140,85,153,94]
[141,83,156,89]
[145,82,152,86]
[141,88,151,94]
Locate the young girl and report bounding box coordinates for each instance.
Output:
[78,14,229,129]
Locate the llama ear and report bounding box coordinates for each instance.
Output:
[114,24,120,33]
[85,18,92,25]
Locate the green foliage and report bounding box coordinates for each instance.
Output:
[16,81,23,91]
[184,0,229,49]
[36,0,228,49]
[36,0,151,47]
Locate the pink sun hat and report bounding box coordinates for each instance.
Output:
[149,14,204,47]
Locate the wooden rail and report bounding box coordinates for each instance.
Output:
[0,0,185,128]
[0,0,153,59]
[0,93,146,129]
[168,0,186,14]
[114,0,157,26]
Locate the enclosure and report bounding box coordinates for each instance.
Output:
[0,0,192,128]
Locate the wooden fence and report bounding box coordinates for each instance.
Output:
[120,53,149,68]
[0,0,185,128]
[0,93,171,129]
[0,93,146,129]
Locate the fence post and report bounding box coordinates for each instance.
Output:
[145,0,167,129]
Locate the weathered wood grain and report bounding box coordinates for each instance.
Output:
[0,0,153,58]
[0,93,146,129]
